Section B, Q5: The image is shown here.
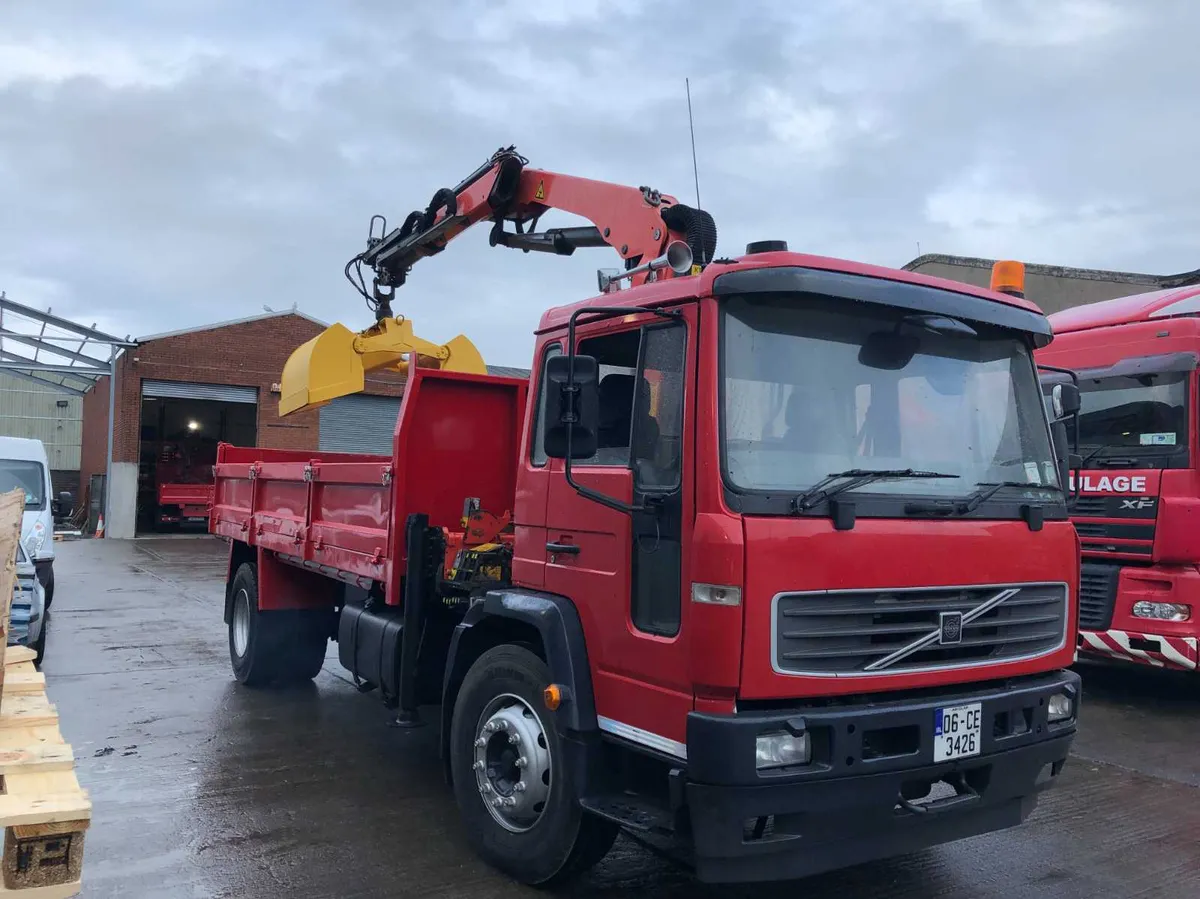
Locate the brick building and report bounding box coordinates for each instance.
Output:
[80,310,409,539]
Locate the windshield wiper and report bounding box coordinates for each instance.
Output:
[956,480,1063,515]
[792,468,959,513]
[1078,444,1140,468]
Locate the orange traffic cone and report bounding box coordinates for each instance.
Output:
[95,514,105,539]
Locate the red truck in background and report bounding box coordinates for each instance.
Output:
[1038,286,1200,672]
[156,440,215,527]
[212,148,1082,885]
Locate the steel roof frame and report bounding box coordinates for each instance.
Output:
[0,291,137,533]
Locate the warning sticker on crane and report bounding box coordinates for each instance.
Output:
[534,180,546,201]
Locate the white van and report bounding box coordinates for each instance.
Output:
[0,437,69,609]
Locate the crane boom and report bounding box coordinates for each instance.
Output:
[279,147,716,416]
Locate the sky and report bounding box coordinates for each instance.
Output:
[2,0,1199,368]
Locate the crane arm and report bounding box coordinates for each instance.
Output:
[357,147,716,315]
[279,147,716,417]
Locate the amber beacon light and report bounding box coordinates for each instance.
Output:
[990,259,1026,298]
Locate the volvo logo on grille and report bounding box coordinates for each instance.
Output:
[864,587,1021,671]
[939,611,964,645]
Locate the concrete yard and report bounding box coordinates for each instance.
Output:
[45,537,1200,898]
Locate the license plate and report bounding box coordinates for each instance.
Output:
[934,702,982,761]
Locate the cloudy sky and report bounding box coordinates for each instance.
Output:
[1,0,1198,367]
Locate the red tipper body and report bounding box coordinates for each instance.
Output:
[213,369,528,601]
[1038,286,1200,672]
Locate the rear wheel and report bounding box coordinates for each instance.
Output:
[449,645,617,886]
[228,563,329,686]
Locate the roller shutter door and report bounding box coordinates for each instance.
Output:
[141,380,258,404]
[319,394,402,454]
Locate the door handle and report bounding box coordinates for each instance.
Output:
[546,542,580,555]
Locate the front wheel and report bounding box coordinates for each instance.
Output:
[32,621,46,667]
[228,563,329,686]
[40,566,53,610]
[449,645,617,886]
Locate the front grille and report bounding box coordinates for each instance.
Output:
[774,583,1068,676]
[1078,563,1120,631]
[1070,491,1157,558]
[1074,521,1155,540]
[1071,495,1110,516]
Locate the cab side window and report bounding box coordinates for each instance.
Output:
[530,343,563,467]
[576,329,643,466]
[631,323,686,492]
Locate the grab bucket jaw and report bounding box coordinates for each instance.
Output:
[279,323,364,416]
[278,318,487,417]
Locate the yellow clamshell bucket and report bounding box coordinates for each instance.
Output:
[279,317,487,416]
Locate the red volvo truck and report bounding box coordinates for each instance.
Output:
[212,148,1082,885]
[1038,285,1200,672]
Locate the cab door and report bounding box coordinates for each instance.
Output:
[544,308,695,759]
[511,339,562,588]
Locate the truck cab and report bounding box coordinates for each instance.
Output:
[1038,286,1200,671]
[515,246,1080,880]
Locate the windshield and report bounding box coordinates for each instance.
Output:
[0,460,45,510]
[721,294,1059,504]
[1057,370,1189,468]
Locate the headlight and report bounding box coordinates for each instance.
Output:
[24,528,45,558]
[1132,601,1190,622]
[755,731,811,770]
[1047,692,1074,723]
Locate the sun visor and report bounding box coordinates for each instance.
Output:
[1041,351,1200,385]
[713,267,1053,346]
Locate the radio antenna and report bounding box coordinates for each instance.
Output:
[685,78,702,216]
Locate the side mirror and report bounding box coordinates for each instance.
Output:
[1051,382,1080,420]
[543,354,599,460]
[52,491,73,517]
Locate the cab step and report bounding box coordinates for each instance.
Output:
[579,794,675,836]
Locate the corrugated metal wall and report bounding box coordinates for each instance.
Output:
[318,394,402,454]
[0,373,83,470]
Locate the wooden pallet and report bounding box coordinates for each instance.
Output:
[0,491,89,897]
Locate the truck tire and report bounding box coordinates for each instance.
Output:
[279,613,330,683]
[32,623,46,667]
[449,645,617,886]
[228,563,328,686]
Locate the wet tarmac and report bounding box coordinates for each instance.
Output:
[46,536,1200,898]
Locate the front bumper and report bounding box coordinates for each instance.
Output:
[8,577,42,647]
[1078,629,1198,671]
[683,669,1079,883]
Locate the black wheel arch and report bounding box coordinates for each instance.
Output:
[441,588,597,781]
